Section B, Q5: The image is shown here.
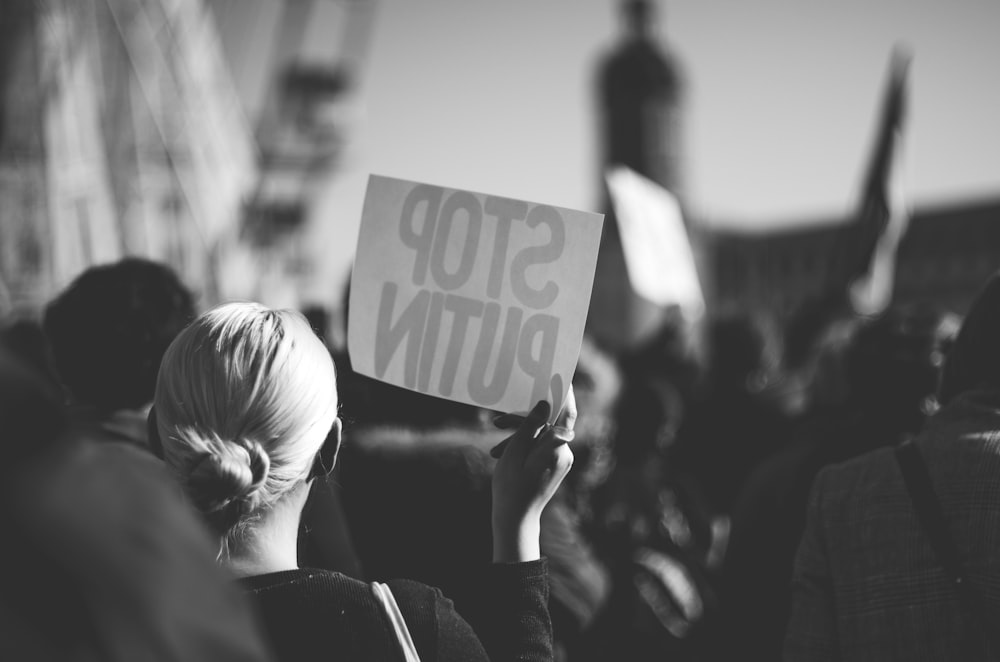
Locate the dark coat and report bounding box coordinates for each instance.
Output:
[784,390,1000,661]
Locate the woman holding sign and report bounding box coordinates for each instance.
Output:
[150,302,574,662]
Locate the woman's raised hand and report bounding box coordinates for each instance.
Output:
[490,387,576,562]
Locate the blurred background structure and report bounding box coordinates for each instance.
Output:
[713,196,1000,317]
[587,0,697,352]
[0,0,257,312]
[1,0,999,341]
[0,0,373,314]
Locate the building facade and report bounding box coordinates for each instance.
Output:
[712,197,1000,317]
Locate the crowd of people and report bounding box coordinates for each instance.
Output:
[2,255,998,661]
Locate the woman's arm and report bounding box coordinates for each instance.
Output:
[392,393,576,662]
[470,391,576,661]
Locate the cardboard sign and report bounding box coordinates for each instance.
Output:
[349,175,604,418]
[605,166,705,318]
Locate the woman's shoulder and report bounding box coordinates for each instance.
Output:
[239,570,445,661]
[240,568,371,601]
[243,571,486,660]
[241,569,445,612]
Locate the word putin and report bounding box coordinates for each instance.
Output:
[375,184,565,408]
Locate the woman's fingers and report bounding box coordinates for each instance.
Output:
[489,439,510,459]
[524,427,575,497]
[518,401,549,440]
[528,426,575,464]
[490,424,574,459]
[494,385,577,431]
[557,385,578,431]
[492,412,527,430]
[491,401,549,460]
[489,392,581,459]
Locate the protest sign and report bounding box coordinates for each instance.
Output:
[605,166,705,318]
[349,175,604,419]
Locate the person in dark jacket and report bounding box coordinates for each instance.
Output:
[152,302,575,661]
[0,336,271,662]
[723,307,956,661]
[785,274,1000,661]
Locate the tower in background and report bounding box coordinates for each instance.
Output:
[589,0,687,353]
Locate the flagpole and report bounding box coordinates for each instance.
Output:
[834,47,912,315]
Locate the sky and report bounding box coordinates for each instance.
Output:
[270,0,1000,301]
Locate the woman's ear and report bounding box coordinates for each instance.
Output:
[147,406,165,459]
[326,417,342,469]
[311,417,342,479]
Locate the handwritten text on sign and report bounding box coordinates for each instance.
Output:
[348,175,604,417]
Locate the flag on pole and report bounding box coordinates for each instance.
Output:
[846,49,911,315]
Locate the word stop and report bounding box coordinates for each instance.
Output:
[374,184,566,407]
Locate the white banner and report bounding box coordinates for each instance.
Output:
[606,166,704,317]
[349,175,604,419]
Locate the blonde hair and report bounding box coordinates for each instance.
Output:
[153,302,338,557]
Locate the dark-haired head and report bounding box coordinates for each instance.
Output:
[708,310,779,396]
[938,271,1000,405]
[43,258,195,412]
[846,304,958,432]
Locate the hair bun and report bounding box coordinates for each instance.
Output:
[186,435,270,514]
[239,439,271,494]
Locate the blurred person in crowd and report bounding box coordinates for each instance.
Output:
[724,306,957,661]
[576,315,721,662]
[782,293,853,375]
[718,314,860,662]
[43,257,195,450]
[584,397,721,661]
[614,308,703,464]
[539,336,617,662]
[0,332,272,661]
[152,302,574,662]
[672,310,795,517]
[784,275,1000,661]
[558,336,621,523]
